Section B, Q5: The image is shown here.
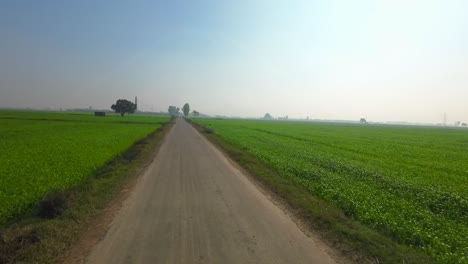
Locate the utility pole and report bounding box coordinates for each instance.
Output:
[443,112,447,126]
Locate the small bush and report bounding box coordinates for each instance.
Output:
[37,190,69,219]
[203,127,214,134]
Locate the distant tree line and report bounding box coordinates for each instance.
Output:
[168,103,192,117]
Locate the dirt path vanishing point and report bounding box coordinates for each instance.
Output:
[85,118,338,264]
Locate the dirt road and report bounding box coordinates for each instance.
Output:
[86,118,337,264]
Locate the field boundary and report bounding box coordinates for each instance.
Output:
[189,119,437,264]
[0,119,173,264]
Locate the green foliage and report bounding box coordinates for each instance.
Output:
[194,119,468,263]
[168,106,180,117]
[111,99,136,116]
[0,111,169,223]
[182,103,190,117]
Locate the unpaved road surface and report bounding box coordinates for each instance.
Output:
[86,118,337,264]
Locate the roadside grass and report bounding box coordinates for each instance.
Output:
[189,120,437,264]
[0,120,172,264]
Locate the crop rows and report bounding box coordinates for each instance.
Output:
[194,119,468,263]
[0,111,169,223]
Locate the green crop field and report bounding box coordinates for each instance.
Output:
[194,118,468,263]
[0,111,169,223]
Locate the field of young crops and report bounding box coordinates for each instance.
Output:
[194,118,468,263]
[0,111,169,223]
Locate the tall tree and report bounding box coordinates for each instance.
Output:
[182,103,190,117]
[111,99,136,117]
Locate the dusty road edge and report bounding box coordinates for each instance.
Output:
[62,120,174,264]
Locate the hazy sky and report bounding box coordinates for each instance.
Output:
[1,0,467,123]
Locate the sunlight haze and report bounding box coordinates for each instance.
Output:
[1,0,467,123]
